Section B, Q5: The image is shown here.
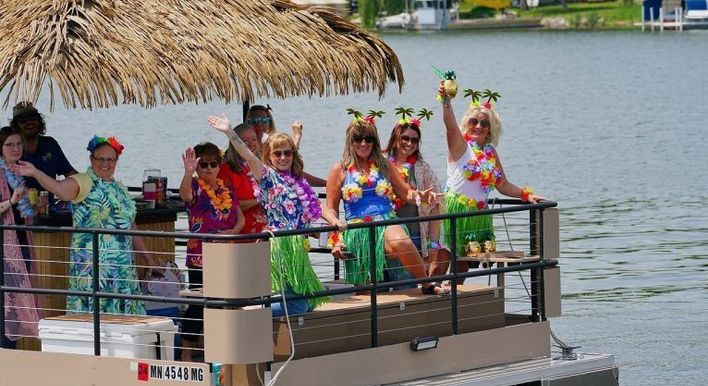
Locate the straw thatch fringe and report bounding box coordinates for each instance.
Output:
[0,0,404,110]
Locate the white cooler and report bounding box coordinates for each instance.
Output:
[38,314,177,360]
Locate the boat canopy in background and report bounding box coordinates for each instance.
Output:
[0,0,404,110]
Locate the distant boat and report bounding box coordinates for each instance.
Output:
[376,0,453,30]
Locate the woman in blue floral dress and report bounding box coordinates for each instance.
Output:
[209,117,326,316]
[12,136,156,314]
[321,112,448,295]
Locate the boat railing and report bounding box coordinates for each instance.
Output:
[0,199,559,364]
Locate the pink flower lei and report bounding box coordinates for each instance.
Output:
[279,171,322,224]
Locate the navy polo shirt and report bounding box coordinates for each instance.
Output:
[21,136,76,190]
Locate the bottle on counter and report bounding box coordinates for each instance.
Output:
[142,169,160,209]
[36,190,49,217]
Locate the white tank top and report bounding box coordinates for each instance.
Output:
[446,145,491,203]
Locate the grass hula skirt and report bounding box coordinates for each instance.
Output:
[443,191,495,256]
[271,235,328,309]
[342,220,408,285]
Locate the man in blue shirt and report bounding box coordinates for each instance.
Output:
[11,102,77,190]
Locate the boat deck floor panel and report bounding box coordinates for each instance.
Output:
[386,353,618,386]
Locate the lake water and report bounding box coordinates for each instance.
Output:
[3,31,707,385]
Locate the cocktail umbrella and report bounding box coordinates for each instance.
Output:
[0,0,404,110]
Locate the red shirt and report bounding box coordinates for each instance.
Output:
[218,162,267,236]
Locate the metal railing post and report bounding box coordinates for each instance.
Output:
[92,231,101,356]
[449,218,458,335]
[539,207,547,321]
[529,209,540,322]
[368,226,378,348]
[0,227,6,349]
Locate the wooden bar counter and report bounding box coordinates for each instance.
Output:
[19,200,184,350]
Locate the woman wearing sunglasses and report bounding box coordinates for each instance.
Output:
[322,113,448,295]
[179,141,245,361]
[209,114,327,317]
[437,85,544,281]
[383,114,450,281]
[246,105,326,187]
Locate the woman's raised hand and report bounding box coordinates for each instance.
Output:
[208,114,231,134]
[291,121,303,138]
[182,147,200,174]
[8,160,38,178]
[438,80,448,99]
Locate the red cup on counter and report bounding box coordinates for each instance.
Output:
[142,182,156,209]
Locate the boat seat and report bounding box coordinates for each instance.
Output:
[273,284,504,360]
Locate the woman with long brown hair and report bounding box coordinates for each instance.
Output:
[321,111,448,295]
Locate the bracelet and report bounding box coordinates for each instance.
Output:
[436,94,450,106]
[327,231,341,248]
[521,186,534,203]
[427,240,442,250]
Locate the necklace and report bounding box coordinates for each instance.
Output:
[389,155,417,210]
[279,171,321,224]
[460,139,502,194]
[343,160,392,203]
[197,178,232,212]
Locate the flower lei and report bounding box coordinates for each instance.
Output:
[342,161,393,203]
[455,193,486,210]
[279,171,321,224]
[197,178,232,214]
[389,155,417,210]
[0,158,33,218]
[461,138,502,194]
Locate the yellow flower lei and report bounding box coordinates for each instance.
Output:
[197,178,233,212]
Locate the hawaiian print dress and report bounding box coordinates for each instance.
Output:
[257,167,326,308]
[185,178,239,268]
[67,168,144,315]
[444,141,503,252]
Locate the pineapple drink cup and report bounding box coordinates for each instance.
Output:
[433,66,458,98]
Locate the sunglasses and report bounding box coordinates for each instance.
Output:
[469,118,491,129]
[352,135,376,144]
[198,161,220,169]
[248,116,271,125]
[400,135,420,144]
[272,149,294,158]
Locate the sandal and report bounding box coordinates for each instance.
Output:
[421,284,451,295]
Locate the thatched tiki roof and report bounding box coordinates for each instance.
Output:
[0,0,404,109]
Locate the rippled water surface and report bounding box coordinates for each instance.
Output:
[4,30,707,385]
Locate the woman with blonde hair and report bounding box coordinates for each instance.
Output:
[209,114,327,316]
[322,111,448,295]
[437,85,544,280]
